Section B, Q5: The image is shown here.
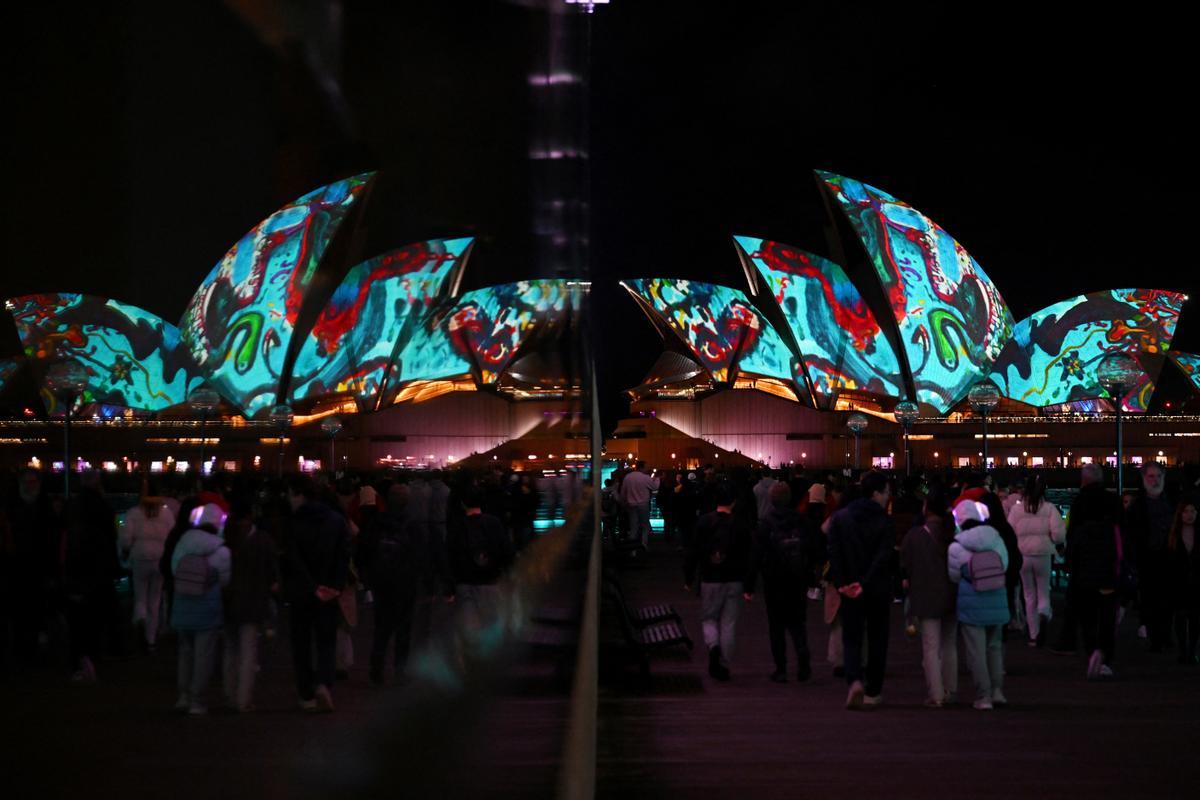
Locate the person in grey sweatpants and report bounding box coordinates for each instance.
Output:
[685,484,753,681]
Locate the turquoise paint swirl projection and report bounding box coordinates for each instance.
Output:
[178,173,374,416]
[289,237,472,406]
[1169,351,1200,395]
[818,171,1014,413]
[988,289,1183,412]
[737,235,902,402]
[6,293,203,411]
[621,278,791,384]
[0,357,20,397]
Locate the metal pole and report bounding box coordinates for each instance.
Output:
[904,425,912,477]
[1115,402,1124,495]
[198,411,207,476]
[63,398,72,500]
[854,432,860,470]
[278,435,285,478]
[982,411,989,470]
[329,436,336,474]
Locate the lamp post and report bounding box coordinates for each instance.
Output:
[188,387,220,476]
[1097,352,1140,495]
[269,404,294,478]
[894,400,920,476]
[45,361,90,500]
[320,416,343,474]
[846,412,868,471]
[968,381,1000,471]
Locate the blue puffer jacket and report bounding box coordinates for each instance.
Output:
[947,523,1011,627]
[170,528,231,631]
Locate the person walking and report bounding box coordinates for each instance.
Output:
[63,471,119,684]
[685,483,753,682]
[899,488,958,707]
[619,461,660,550]
[827,471,895,709]
[282,476,350,712]
[947,499,1010,710]
[170,503,231,715]
[1167,498,1199,664]
[1007,475,1065,647]
[446,488,513,652]
[1125,463,1175,651]
[120,481,175,652]
[746,481,823,683]
[221,497,278,713]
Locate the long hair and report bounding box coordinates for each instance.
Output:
[1024,474,1045,515]
[1167,497,1197,552]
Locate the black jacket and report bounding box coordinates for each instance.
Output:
[282,501,350,604]
[685,510,752,585]
[225,528,279,625]
[360,510,448,595]
[827,497,895,598]
[1066,483,1123,592]
[745,506,824,594]
[447,512,513,586]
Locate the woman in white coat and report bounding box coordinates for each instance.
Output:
[119,482,176,651]
[1006,475,1065,646]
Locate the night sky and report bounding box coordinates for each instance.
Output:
[6,3,1195,427]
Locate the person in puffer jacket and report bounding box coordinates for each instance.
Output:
[1006,475,1065,647]
[948,499,1010,710]
[170,503,231,716]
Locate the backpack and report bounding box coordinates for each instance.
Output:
[375,520,414,586]
[707,514,735,566]
[175,553,216,596]
[466,516,500,570]
[772,520,810,580]
[967,549,1006,593]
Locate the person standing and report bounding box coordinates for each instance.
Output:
[446,488,513,649]
[752,470,778,524]
[827,471,894,709]
[120,482,175,652]
[1007,475,1065,647]
[1167,498,1199,664]
[63,471,119,684]
[3,468,58,669]
[900,489,958,707]
[1125,463,1175,651]
[619,461,660,550]
[746,482,822,682]
[685,484,753,682]
[947,499,1010,710]
[221,497,278,713]
[170,503,231,715]
[282,476,350,712]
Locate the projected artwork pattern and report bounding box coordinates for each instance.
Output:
[623,279,779,383]
[290,237,472,405]
[7,293,202,411]
[0,358,18,396]
[737,235,903,401]
[178,173,374,416]
[1169,351,1200,394]
[447,280,584,384]
[818,171,1014,413]
[988,288,1184,412]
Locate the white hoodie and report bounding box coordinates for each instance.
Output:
[947,524,1009,584]
[1006,501,1065,557]
[120,503,176,562]
[171,528,231,588]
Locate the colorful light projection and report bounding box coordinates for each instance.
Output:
[622,278,782,384]
[289,237,472,406]
[447,280,585,384]
[178,173,374,416]
[737,235,903,402]
[989,289,1184,412]
[0,357,19,396]
[818,171,1014,413]
[6,293,203,411]
[1168,351,1200,395]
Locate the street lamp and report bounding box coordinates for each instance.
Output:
[45,361,89,500]
[321,415,344,474]
[894,400,920,476]
[846,412,868,470]
[968,381,1000,470]
[188,386,220,475]
[269,403,294,478]
[1098,352,1140,495]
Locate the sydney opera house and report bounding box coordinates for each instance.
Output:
[2,170,1200,473]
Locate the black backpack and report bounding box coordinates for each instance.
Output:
[707,514,735,566]
[772,519,810,580]
[373,518,414,587]
[466,515,500,569]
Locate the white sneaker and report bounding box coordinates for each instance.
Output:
[187,703,208,716]
[1137,625,1148,639]
[845,680,865,710]
[299,697,318,712]
[863,694,884,708]
[973,698,994,711]
[314,684,335,713]
[174,694,191,712]
[1097,665,1115,679]
[1087,649,1103,680]
[992,688,1008,706]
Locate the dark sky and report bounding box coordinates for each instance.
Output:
[6,3,1196,425]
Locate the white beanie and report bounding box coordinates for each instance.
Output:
[189,502,227,535]
[808,483,827,504]
[952,499,989,528]
[359,485,378,507]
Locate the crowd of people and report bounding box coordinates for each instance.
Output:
[604,459,1200,710]
[0,466,535,714]
[2,457,1198,717]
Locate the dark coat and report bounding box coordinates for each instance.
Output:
[745,506,824,594]
[899,516,956,619]
[225,528,279,625]
[446,512,513,586]
[1168,538,1200,612]
[63,488,118,595]
[685,510,753,585]
[827,497,896,598]
[282,501,350,604]
[1066,483,1123,592]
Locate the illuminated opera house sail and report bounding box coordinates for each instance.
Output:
[623,171,1192,415]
